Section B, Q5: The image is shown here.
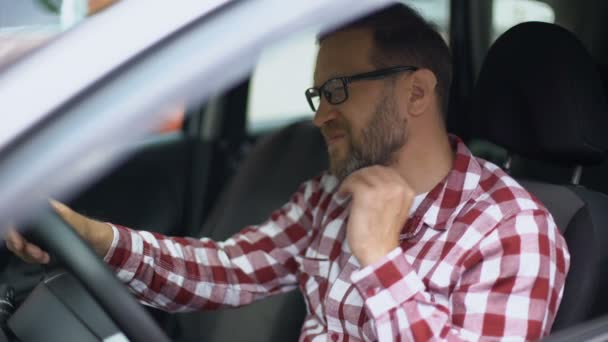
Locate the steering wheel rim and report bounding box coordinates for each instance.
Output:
[24,206,171,342]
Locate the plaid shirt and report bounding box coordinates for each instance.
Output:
[104,136,569,341]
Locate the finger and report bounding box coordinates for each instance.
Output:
[5,229,25,251]
[26,246,50,264]
[49,199,87,234]
[338,171,371,196]
[3,231,40,263]
[338,173,358,196]
[25,243,45,260]
[49,199,71,219]
[361,166,387,186]
[5,239,16,253]
[23,243,50,264]
[41,252,50,264]
[350,167,379,185]
[367,165,400,184]
[5,235,21,252]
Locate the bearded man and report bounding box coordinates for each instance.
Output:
[7,3,569,341]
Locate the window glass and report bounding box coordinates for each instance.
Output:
[246,0,450,134]
[492,0,555,41]
[0,0,120,73]
[246,31,318,133]
[407,0,450,41]
[0,0,183,133]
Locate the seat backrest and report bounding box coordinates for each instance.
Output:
[519,180,608,328]
[471,22,608,331]
[173,121,327,342]
[201,121,327,239]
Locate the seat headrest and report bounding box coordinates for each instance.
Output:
[471,22,608,166]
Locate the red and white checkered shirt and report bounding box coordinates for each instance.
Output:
[104,136,569,341]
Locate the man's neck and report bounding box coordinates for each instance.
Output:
[393,127,455,195]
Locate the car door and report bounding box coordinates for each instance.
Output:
[0,1,394,340]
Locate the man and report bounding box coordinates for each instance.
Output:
[6,4,569,341]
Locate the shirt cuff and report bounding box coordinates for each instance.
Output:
[102,224,144,283]
[350,247,426,319]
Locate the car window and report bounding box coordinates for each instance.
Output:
[491,0,555,42]
[246,0,451,134]
[0,0,122,75]
[0,0,59,69]
[1,0,185,133]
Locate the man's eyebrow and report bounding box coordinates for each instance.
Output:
[313,72,346,87]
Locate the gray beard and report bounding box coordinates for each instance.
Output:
[332,92,408,182]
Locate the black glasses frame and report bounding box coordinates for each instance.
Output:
[304,66,419,112]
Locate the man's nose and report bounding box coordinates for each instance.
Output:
[312,104,340,128]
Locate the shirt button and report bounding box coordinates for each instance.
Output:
[331,333,339,341]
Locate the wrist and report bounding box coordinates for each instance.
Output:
[84,220,113,257]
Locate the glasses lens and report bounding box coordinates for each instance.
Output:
[306,88,321,111]
[324,79,346,104]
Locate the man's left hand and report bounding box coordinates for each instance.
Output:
[339,166,415,268]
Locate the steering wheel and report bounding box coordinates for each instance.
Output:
[24,206,170,342]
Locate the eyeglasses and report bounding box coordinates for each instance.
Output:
[304,66,418,112]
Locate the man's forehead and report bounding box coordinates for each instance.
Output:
[313,28,375,84]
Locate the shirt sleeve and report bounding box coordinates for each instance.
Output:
[102,179,320,313]
[350,209,570,341]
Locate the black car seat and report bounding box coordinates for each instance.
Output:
[470,22,608,331]
[174,121,327,342]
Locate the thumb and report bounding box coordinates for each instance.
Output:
[48,199,87,234]
[49,199,71,218]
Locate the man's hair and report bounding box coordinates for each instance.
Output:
[318,3,452,115]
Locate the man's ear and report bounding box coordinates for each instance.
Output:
[405,69,437,117]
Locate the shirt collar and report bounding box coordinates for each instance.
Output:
[401,135,482,238]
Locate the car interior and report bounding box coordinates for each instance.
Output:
[1,0,608,341]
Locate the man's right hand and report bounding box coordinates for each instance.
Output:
[4,200,114,264]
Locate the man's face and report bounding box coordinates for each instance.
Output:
[313,29,408,181]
